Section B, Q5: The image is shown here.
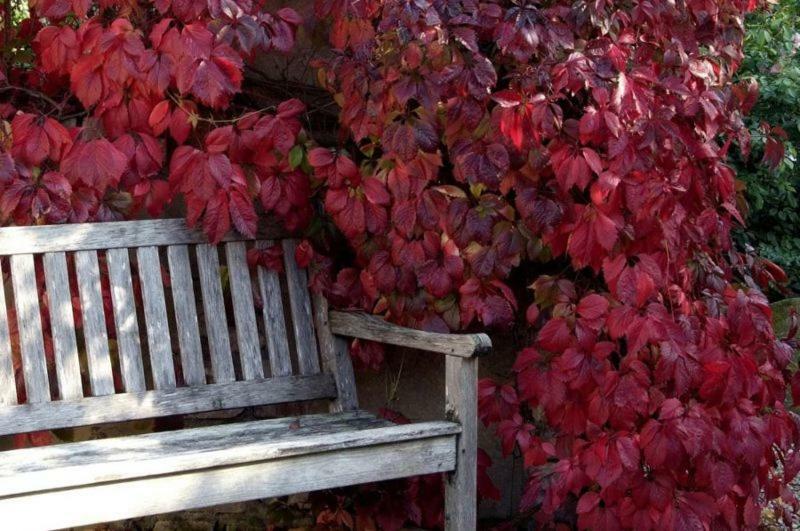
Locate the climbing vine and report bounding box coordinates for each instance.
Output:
[0,0,797,528]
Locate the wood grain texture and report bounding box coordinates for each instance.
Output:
[0,435,456,531]
[444,356,478,531]
[10,254,50,403]
[196,244,235,383]
[106,248,146,393]
[312,294,357,412]
[75,251,115,396]
[330,311,492,358]
[255,241,292,377]
[225,242,263,380]
[0,267,16,405]
[0,414,458,496]
[137,247,176,390]
[0,374,337,436]
[0,219,286,255]
[43,252,83,400]
[166,245,206,387]
[282,239,320,375]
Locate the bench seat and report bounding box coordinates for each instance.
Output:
[0,412,460,530]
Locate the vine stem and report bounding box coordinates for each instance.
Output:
[0,85,64,113]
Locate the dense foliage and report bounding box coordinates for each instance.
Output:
[311,0,800,528]
[733,0,800,294]
[0,0,798,529]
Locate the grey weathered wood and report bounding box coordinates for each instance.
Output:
[444,356,479,531]
[10,254,50,403]
[282,239,320,375]
[75,250,115,396]
[0,435,456,531]
[256,241,292,377]
[0,217,484,531]
[137,246,176,390]
[330,311,491,358]
[312,294,357,412]
[196,244,235,383]
[167,245,206,387]
[0,413,457,496]
[225,242,263,380]
[106,248,146,393]
[0,269,15,405]
[0,374,337,436]
[0,219,286,255]
[43,252,83,400]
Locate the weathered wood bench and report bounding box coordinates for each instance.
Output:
[0,219,490,530]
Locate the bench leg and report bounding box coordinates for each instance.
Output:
[444,356,478,530]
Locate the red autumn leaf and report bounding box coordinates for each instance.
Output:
[228,187,257,238]
[11,113,72,165]
[61,139,127,190]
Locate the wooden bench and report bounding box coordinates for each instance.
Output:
[0,219,490,530]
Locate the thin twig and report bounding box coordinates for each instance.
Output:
[0,85,64,112]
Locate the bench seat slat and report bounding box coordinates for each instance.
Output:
[10,254,50,403]
[43,252,83,400]
[0,429,457,531]
[0,412,456,497]
[137,247,176,390]
[196,244,235,383]
[0,373,337,437]
[225,242,264,380]
[106,248,146,393]
[166,245,206,386]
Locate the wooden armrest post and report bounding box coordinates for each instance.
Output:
[444,355,478,531]
[328,310,487,529]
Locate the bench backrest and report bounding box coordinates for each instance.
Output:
[0,219,350,436]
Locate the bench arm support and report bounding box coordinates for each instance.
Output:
[328,310,485,530]
[328,311,491,358]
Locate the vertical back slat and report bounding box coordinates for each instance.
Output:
[136,247,176,390]
[196,244,235,383]
[74,251,115,397]
[225,242,264,380]
[282,240,320,375]
[10,254,50,403]
[256,241,292,377]
[43,252,83,400]
[312,294,358,412]
[106,248,146,393]
[0,266,16,405]
[167,245,206,386]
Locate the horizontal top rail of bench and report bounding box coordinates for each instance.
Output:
[0,219,287,255]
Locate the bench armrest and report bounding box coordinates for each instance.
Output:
[328,311,491,358]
